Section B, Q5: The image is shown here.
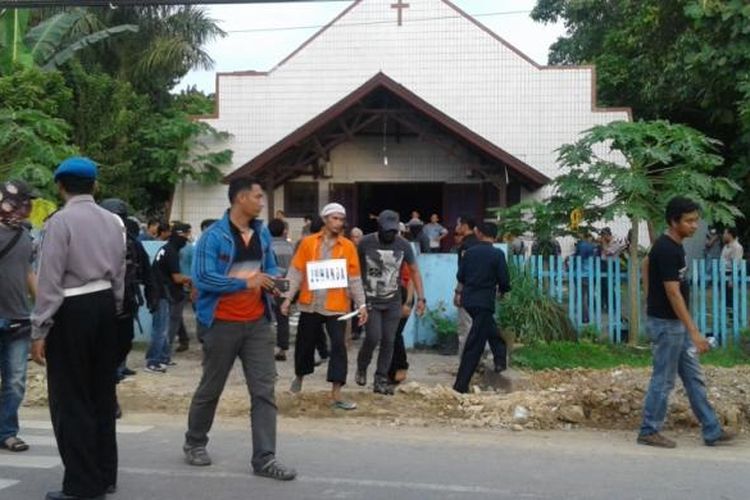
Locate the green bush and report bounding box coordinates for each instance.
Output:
[498,263,577,344]
[426,301,457,341]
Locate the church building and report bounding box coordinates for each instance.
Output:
[172,0,630,243]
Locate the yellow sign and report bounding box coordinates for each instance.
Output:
[29,198,57,229]
[570,208,583,230]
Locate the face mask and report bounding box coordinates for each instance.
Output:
[170,234,188,250]
[378,229,397,244]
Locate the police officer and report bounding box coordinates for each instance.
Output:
[31,157,126,500]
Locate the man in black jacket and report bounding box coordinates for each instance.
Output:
[453,221,510,393]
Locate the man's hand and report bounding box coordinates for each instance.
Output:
[280,298,291,316]
[31,339,46,366]
[358,306,368,326]
[415,298,426,317]
[247,273,275,291]
[692,336,711,354]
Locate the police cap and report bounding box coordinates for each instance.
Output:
[54,156,98,182]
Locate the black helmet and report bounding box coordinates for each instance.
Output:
[100,198,128,217]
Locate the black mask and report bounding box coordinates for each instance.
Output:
[378,229,397,244]
[169,234,188,251]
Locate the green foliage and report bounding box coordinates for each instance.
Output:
[498,263,577,344]
[511,341,750,371]
[426,301,458,340]
[532,0,750,238]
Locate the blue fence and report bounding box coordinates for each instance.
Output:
[512,256,749,347]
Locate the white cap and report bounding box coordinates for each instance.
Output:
[320,202,346,218]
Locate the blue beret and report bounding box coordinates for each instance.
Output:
[54,156,98,181]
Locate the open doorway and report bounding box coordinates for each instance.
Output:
[356,182,443,234]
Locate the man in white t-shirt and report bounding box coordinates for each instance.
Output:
[423,213,448,253]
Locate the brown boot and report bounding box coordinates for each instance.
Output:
[705,430,736,446]
[637,432,676,449]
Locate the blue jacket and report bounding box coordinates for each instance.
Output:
[192,211,279,327]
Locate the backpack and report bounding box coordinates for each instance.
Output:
[122,235,154,317]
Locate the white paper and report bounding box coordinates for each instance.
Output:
[306,258,348,291]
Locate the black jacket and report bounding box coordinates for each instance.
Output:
[457,242,510,311]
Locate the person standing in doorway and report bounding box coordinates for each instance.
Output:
[31,157,126,500]
[423,213,448,253]
[281,203,367,409]
[356,210,426,394]
[0,180,36,454]
[638,197,734,448]
[453,222,510,393]
[183,177,296,481]
[453,215,479,355]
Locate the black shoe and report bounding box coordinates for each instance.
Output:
[121,367,136,376]
[253,458,297,481]
[114,403,122,420]
[175,342,189,353]
[45,491,104,500]
[106,485,117,494]
[494,364,506,374]
[373,380,393,396]
[183,444,212,466]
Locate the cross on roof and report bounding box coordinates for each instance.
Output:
[391,0,410,27]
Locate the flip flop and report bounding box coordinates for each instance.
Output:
[1,436,29,452]
[332,400,357,411]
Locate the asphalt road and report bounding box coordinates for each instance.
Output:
[1,410,748,500]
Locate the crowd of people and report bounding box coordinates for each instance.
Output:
[0,156,740,499]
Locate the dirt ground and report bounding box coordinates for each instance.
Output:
[23,338,750,435]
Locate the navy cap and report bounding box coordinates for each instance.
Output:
[54,156,98,182]
[377,210,400,232]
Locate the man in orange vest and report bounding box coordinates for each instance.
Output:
[281,203,367,410]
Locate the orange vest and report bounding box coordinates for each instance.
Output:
[291,233,361,313]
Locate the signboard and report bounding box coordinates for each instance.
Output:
[306,258,348,291]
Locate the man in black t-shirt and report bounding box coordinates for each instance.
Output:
[454,215,479,354]
[356,210,426,395]
[638,197,733,448]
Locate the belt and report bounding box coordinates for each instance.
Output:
[63,279,112,298]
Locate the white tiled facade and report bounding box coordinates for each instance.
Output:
[172,0,632,241]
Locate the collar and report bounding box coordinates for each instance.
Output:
[64,194,95,207]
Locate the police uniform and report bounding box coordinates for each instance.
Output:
[31,157,126,499]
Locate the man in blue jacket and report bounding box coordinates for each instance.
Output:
[183,177,296,481]
[453,221,511,393]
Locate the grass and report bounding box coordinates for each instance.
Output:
[511,341,750,371]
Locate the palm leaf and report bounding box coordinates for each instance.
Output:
[25,9,87,65]
[41,24,138,70]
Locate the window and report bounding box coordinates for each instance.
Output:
[284,182,319,217]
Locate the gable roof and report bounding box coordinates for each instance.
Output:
[225,72,550,187]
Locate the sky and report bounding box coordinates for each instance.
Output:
[177,0,567,93]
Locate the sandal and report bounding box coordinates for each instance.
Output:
[331,400,357,411]
[1,436,29,452]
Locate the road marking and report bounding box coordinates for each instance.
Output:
[0,455,60,469]
[119,467,542,497]
[0,479,19,491]
[20,435,56,447]
[23,420,153,434]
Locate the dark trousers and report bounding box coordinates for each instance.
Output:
[168,298,187,347]
[388,317,409,380]
[272,297,290,350]
[114,315,134,369]
[294,312,347,384]
[185,319,276,471]
[357,301,401,381]
[46,290,118,497]
[453,307,506,393]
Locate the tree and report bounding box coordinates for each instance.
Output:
[555,120,741,343]
[531,0,750,239]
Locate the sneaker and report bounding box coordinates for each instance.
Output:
[637,432,676,449]
[253,458,297,481]
[183,444,212,466]
[166,360,177,367]
[145,364,166,374]
[705,430,736,446]
[373,380,393,396]
[355,369,366,386]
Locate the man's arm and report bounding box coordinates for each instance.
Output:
[191,233,248,293]
[664,281,709,353]
[408,262,426,316]
[496,251,510,295]
[27,271,37,301]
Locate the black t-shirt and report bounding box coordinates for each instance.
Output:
[229,222,262,264]
[358,233,416,305]
[457,233,480,265]
[154,242,184,303]
[647,234,689,319]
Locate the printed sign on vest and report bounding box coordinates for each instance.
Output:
[307,258,348,290]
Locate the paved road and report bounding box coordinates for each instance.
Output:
[1,410,748,500]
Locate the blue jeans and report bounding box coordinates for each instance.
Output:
[0,331,30,441]
[146,299,171,366]
[639,316,722,441]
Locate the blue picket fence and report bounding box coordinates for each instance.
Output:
[512,256,749,347]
